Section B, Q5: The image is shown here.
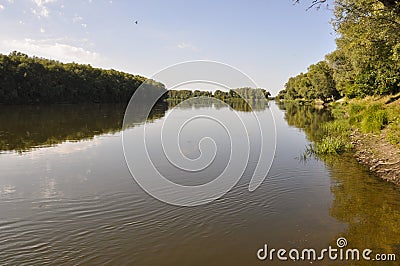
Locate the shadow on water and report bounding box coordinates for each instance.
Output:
[277,101,332,142]
[0,101,168,153]
[279,101,400,264]
[325,155,400,263]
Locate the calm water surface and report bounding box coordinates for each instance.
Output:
[0,102,399,265]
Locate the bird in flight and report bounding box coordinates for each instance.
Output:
[134,20,138,24]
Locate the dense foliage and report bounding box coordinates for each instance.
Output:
[280,0,400,100]
[328,0,400,97]
[0,51,165,104]
[167,88,270,101]
[277,61,339,101]
[166,90,213,100]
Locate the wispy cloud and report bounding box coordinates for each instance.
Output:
[71,15,87,28]
[31,0,57,18]
[1,38,100,64]
[0,4,4,11]
[177,42,199,52]
[72,15,83,23]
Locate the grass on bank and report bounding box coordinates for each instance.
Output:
[310,95,400,155]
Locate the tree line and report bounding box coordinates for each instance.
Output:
[0,51,165,104]
[167,87,271,101]
[0,52,271,105]
[279,0,400,101]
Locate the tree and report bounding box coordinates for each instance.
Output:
[295,0,400,14]
[279,60,339,101]
[283,0,400,99]
[307,61,339,101]
[327,0,400,97]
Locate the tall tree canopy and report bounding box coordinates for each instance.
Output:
[282,0,400,100]
[278,61,338,101]
[328,0,400,97]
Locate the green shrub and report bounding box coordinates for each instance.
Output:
[322,120,351,138]
[312,136,353,155]
[360,104,388,133]
[348,103,366,125]
[310,99,397,155]
[330,105,347,120]
[349,103,366,115]
[386,105,400,124]
[386,123,400,147]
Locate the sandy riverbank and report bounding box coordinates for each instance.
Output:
[351,130,400,185]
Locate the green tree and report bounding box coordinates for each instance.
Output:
[281,0,400,99]
[326,0,400,97]
[0,52,160,104]
[307,61,338,101]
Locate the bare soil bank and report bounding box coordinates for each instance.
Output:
[351,130,400,185]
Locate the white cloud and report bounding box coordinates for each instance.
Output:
[0,4,4,11]
[72,15,83,23]
[31,0,57,18]
[40,27,45,33]
[1,38,100,64]
[81,23,87,28]
[177,42,199,52]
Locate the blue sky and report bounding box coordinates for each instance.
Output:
[0,0,336,95]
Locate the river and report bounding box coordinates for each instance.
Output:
[0,101,399,265]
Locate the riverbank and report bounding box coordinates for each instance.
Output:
[317,95,400,185]
[351,129,400,185]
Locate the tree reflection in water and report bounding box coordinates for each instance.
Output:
[279,101,400,263]
[0,101,168,153]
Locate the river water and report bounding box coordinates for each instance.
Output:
[0,101,399,265]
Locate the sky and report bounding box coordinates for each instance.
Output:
[0,0,336,96]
